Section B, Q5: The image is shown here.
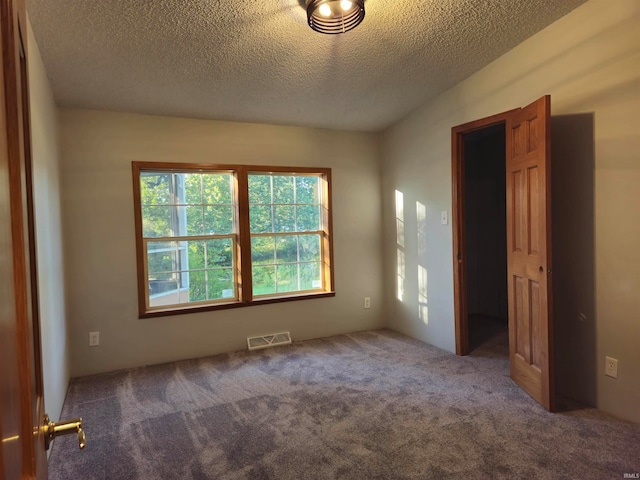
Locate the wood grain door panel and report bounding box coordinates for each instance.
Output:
[0,0,48,477]
[506,95,555,411]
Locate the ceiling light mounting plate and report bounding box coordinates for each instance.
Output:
[306,0,365,35]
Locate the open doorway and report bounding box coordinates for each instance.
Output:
[463,124,508,353]
[452,97,555,411]
[451,109,516,357]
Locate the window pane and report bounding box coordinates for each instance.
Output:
[248,175,271,205]
[204,205,233,234]
[296,205,320,231]
[274,205,295,233]
[252,265,276,295]
[296,176,319,204]
[250,205,272,233]
[299,234,321,263]
[206,239,234,268]
[275,236,298,264]
[300,262,322,290]
[273,176,294,204]
[187,240,205,270]
[203,174,232,204]
[147,242,178,274]
[251,236,275,265]
[141,173,171,205]
[148,272,178,296]
[147,240,174,254]
[188,270,207,302]
[142,206,172,237]
[276,264,298,293]
[207,269,235,300]
[185,205,204,236]
[148,272,187,308]
[184,174,202,204]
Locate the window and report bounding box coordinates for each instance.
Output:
[133,163,334,317]
[139,170,237,308]
[249,174,324,295]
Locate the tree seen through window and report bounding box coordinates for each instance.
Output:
[134,163,333,316]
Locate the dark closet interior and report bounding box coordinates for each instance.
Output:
[463,124,508,352]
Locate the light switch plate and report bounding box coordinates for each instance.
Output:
[441,210,448,225]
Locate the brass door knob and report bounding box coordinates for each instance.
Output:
[43,414,86,450]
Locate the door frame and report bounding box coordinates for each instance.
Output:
[0,0,48,477]
[451,109,519,356]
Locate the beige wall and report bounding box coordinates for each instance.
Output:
[381,0,640,423]
[28,18,69,424]
[60,110,384,376]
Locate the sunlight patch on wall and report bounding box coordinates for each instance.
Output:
[416,201,426,257]
[397,250,405,301]
[418,265,428,324]
[396,190,405,301]
[416,201,428,323]
[396,190,405,247]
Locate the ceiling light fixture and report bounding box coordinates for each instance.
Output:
[306,0,365,35]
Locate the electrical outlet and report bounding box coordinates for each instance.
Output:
[604,356,618,379]
[364,297,371,309]
[89,331,100,347]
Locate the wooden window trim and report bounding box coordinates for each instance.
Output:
[132,162,335,318]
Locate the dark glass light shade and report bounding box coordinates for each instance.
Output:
[306,0,365,35]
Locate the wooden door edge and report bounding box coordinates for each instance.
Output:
[543,95,556,412]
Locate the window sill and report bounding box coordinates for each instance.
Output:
[139,291,335,319]
[251,290,335,305]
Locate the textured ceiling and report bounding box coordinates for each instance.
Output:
[27,0,587,131]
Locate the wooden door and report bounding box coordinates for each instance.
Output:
[506,95,555,411]
[0,0,48,478]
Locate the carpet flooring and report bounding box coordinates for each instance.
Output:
[48,329,640,479]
